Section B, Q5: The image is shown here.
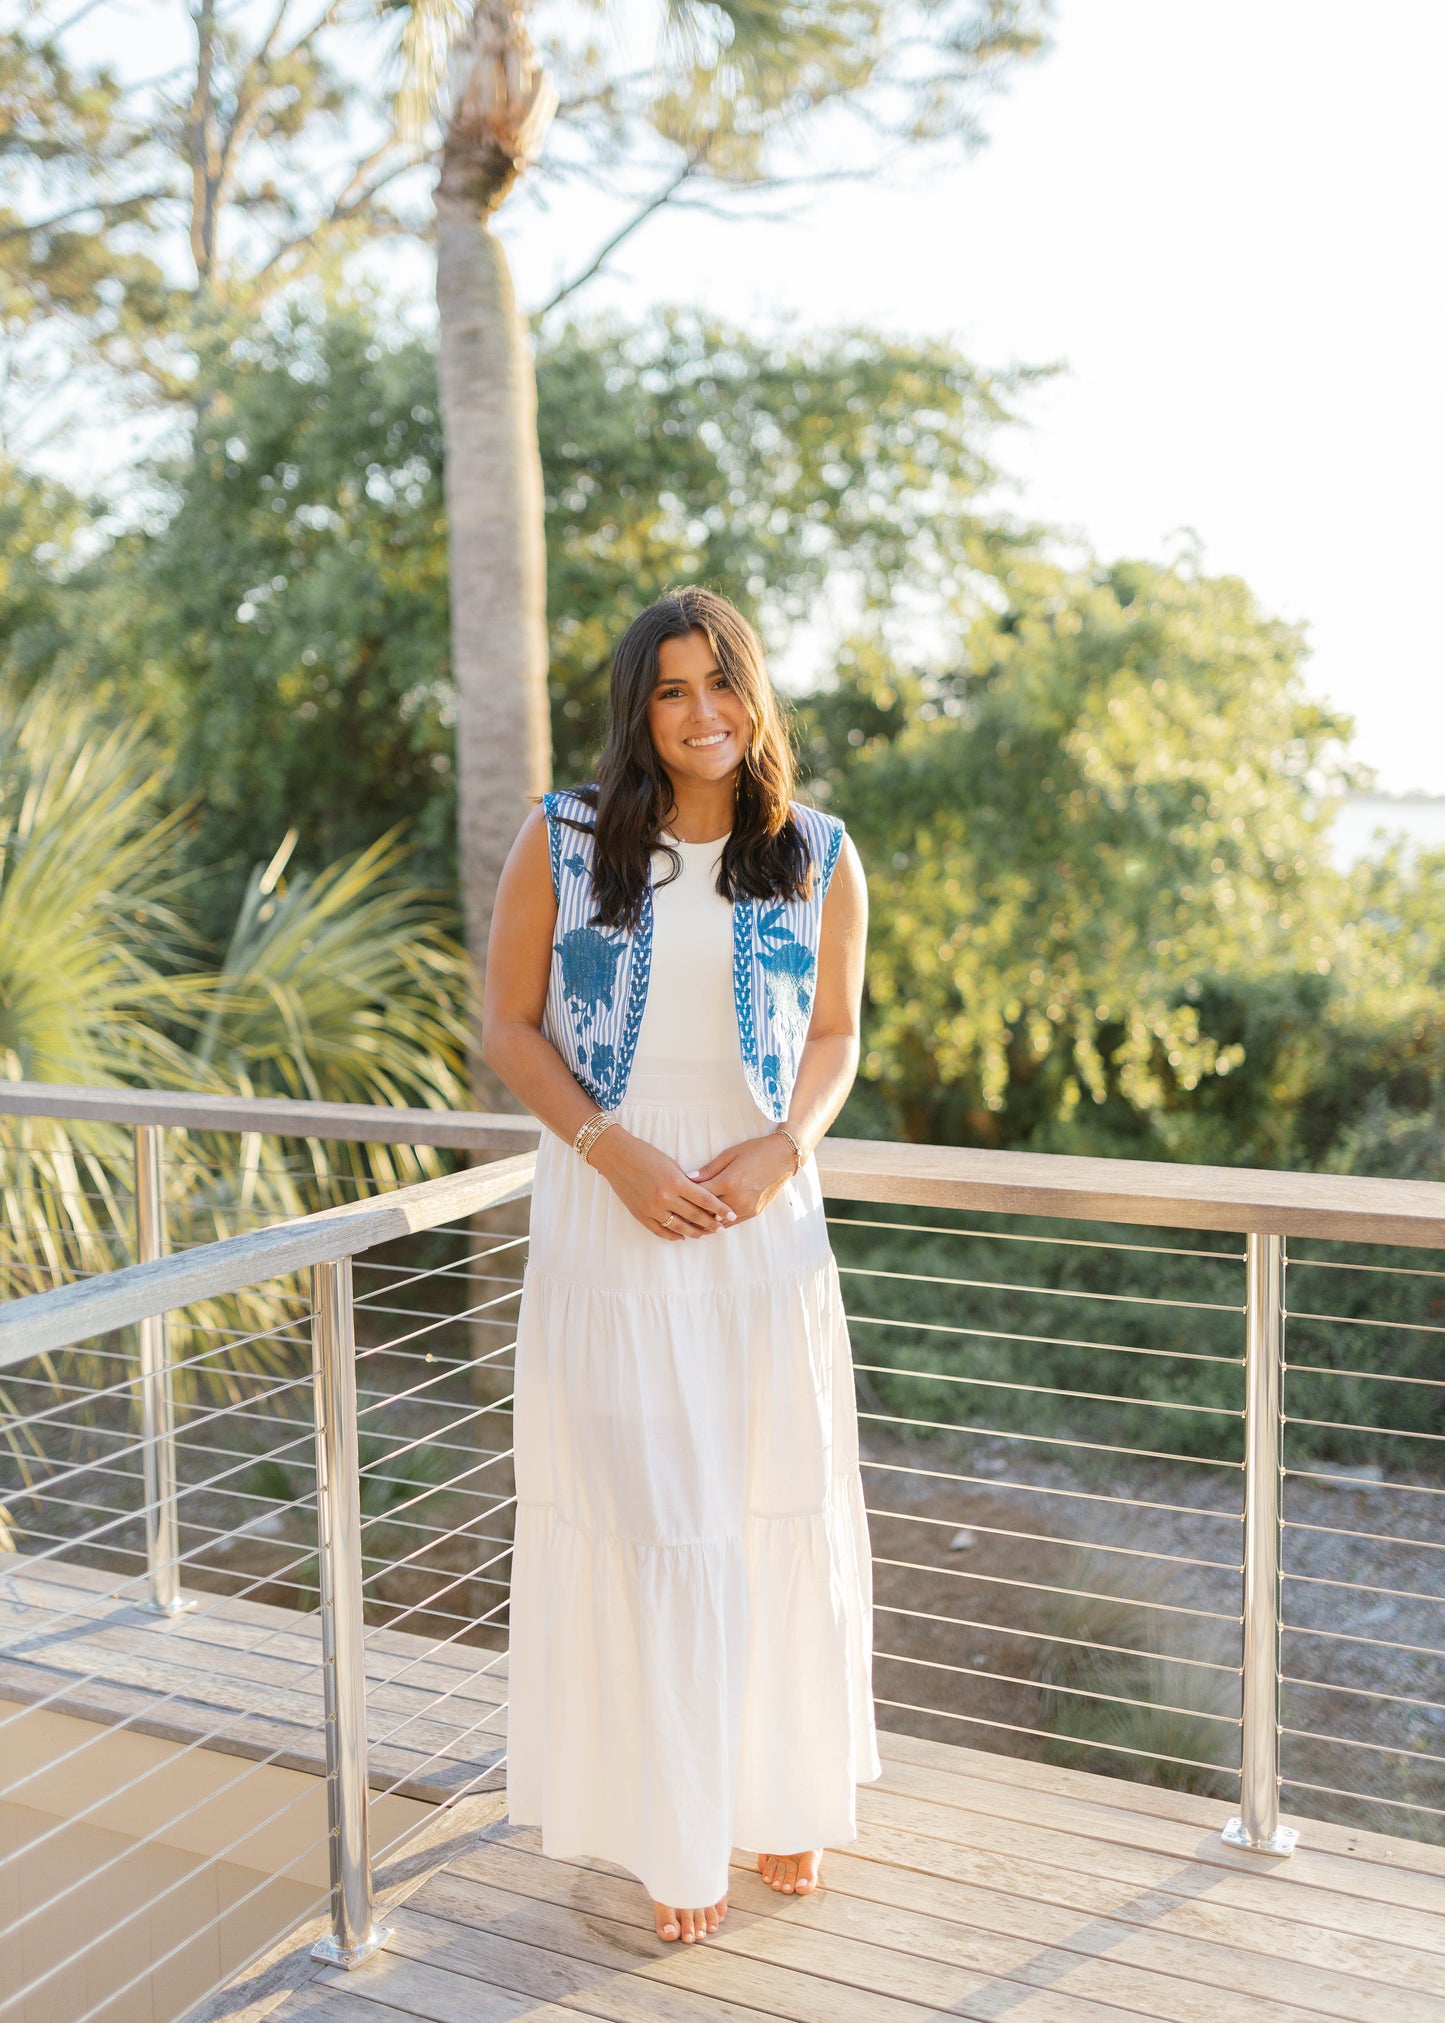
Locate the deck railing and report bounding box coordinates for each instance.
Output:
[1,1083,1441,2018]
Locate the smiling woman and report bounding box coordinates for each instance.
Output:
[481,586,878,1947]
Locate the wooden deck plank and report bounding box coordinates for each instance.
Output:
[811,1843,1426,2023]
[846,1813,1445,1994]
[879,1727,1445,1881]
[0,1561,510,1705]
[285,1994,545,2023]
[855,1782,1445,1957]
[375,1894,1140,2023]
[318,1943,820,2023]
[0,1556,506,1801]
[436,1831,1335,2023]
[870,1749,1445,1917]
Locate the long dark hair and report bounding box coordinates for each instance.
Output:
[562,587,814,930]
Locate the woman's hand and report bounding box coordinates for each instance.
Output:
[688,1133,799,1226]
[588,1127,737,1241]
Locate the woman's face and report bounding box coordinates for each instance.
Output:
[646,628,752,791]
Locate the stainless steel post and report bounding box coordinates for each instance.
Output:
[1223,1231,1297,1855]
[135,1125,192,1617]
[310,1256,391,1967]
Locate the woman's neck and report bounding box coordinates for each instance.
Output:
[664,775,737,844]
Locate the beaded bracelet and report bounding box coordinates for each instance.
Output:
[573,1109,619,1163]
[772,1123,804,1174]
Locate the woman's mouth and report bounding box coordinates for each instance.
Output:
[683,730,730,749]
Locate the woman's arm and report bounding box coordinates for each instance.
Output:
[781,831,869,1156]
[482,808,732,1239]
[692,832,868,1219]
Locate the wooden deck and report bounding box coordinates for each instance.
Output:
[0,1558,505,1801]
[207,1728,1445,2023]
[7,1556,1441,2019]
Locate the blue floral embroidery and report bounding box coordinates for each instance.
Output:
[755,904,817,1046]
[563,851,589,878]
[555,926,625,1025]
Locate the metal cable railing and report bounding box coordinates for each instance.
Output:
[0,1093,534,2020]
[2,1084,1444,2022]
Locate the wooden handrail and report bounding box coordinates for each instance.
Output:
[0,1080,540,1150]
[0,1154,537,1368]
[814,1139,1445,1249]
[6,1080,1444,1247]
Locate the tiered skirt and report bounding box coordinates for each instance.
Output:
[506,1057,880,1907]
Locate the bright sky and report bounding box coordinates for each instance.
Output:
[499,0,1445,794]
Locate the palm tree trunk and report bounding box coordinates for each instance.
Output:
[434,4,556,1106]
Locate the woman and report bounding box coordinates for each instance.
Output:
[483,585,880,1948]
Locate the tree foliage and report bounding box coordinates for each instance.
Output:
[0,0,1050,444]
[8,298,1445,1183]
[829,557,1357,1158]
[62,300,1029,921]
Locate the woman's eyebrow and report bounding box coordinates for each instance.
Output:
[652,665,722,688]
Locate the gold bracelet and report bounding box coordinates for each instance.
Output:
[573,1110,618,1163]
[772,1124,804,1174]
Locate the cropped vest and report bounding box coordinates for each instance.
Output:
[541,790,845,1120]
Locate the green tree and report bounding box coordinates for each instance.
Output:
[78,302,1028,937]
[832,556,1355,1156]
[428,0,1050,1092]
[2,0,1051,1102]
[122,306,456,928]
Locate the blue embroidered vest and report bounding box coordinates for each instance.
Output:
[541,790,845,1120]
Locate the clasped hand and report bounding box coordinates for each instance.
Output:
[588,1128,798,1241]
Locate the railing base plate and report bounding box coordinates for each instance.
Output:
[311,1924,393,1970]
[1222,1817,1298,1856]
[136,1596,198,1617]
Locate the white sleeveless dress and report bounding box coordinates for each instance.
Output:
[507,834,880,1907]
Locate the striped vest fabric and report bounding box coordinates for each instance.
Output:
[541,790,845,1119]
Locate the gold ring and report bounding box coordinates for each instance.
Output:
[663,1213,675,1229]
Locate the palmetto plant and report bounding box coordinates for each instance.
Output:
[0,676,471,1458]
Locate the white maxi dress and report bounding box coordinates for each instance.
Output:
[507,833,880,1908]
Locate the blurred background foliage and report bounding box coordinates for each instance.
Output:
[7,289,1443,1190]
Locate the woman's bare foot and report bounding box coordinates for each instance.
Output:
[652,1894,728,1944]
[757,1849,823,1895]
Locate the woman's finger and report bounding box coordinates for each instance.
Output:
[679,1176,735,1223]
[662,1195,716,1235]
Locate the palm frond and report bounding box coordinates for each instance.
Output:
[1,678,471,1446]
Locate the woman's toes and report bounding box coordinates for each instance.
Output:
[654,1902,680,1942]
[714,1894,729,1924]
[704,1903,720,1933]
